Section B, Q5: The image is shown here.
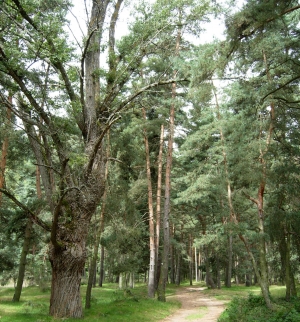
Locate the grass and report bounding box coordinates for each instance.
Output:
[1,282,299,322]
[201,284,289,302]
[0,283,180,322]
[216,285,300,322]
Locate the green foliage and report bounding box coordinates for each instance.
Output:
[219,293,300,322]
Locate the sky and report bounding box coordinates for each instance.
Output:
[65,0,243,48]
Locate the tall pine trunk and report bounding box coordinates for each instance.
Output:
[157,20,181,303]
[213,85,234,288]
[155,124,164,288]
[143,108,156,298]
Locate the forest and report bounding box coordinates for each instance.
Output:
[0,0,300,320]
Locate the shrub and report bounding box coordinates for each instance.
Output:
[218,294,300,322]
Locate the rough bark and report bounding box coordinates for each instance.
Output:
[49,236,87,318]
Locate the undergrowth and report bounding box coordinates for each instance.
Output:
[218,293,300,322]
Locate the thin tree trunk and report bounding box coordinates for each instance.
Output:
[12,218,33,301]
[170,224,175,284]
[98,244,105,286]
[238,232,273,308]
[155,124,164,288]
[216,256,221,289]
[129,272,135,289]
[285,228,291,301]
[0,97,12,205]
[175,252,181,286]
[142,108,156,298]
[189,235,193,286]
[226,234,233,287]
[13,133,42,302]
[119,272,124,289]
[195,247,198,282]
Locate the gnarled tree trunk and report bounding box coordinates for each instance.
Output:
[49,244,86,317]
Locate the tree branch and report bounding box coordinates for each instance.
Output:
[85,116,121,176]
[0,188,51,231]
[240,5,300,39]
[261,75,300,102]
[114,78,189,115]
[108,0,123,77]
[242,190,258,205]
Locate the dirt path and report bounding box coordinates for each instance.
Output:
[160,286,227,322]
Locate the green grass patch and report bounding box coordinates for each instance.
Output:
[0,283,179,322]
[218,285,300,322]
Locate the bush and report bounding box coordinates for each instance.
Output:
[218,294,300,322]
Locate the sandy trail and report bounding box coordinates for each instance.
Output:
[160,286,227,322]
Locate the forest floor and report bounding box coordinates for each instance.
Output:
[160,286,227,322]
